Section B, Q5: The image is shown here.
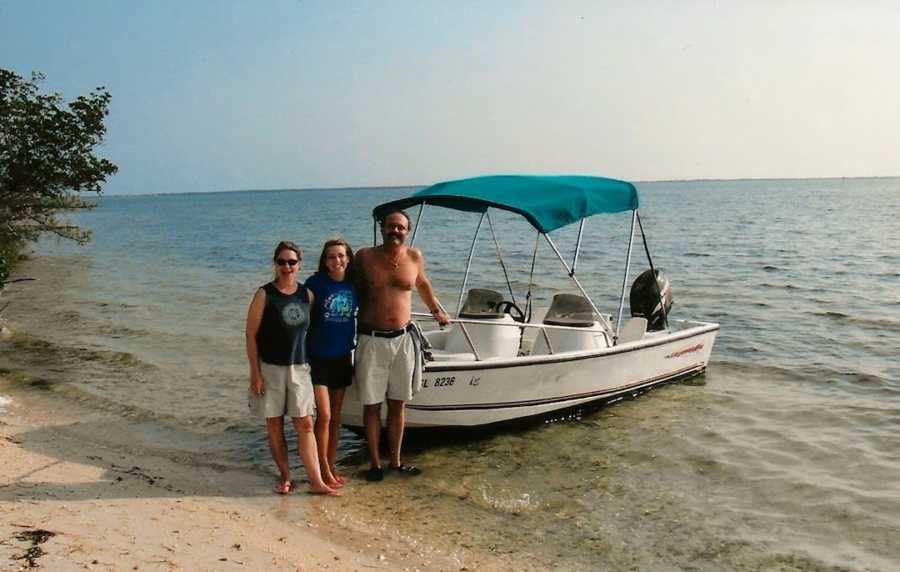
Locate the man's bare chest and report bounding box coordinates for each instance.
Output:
[367,264,416,292]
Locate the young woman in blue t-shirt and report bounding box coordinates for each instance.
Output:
[305,237,358,487]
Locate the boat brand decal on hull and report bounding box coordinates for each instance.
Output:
[665,343,705,359]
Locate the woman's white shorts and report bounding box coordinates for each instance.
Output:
[248,362,315,419]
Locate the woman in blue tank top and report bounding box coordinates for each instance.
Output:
[245,241,340,496]
[305,237,358,487]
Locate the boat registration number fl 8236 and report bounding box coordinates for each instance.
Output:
[423,376,456,388]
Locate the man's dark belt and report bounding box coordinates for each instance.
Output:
[357,323,414,338]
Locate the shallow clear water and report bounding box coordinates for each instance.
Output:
[2,178,899,569]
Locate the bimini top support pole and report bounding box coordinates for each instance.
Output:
[524,231,540,323]
[409,202,426,247]
[636,211,669,330]
[456,211,486,317]
[543,232,614,336]
[615,210,638,343]
[572,218,586,275]
[486,210,517,306]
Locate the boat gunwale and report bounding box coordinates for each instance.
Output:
[422,321,719,372]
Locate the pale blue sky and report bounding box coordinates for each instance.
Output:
[3,1,899,195]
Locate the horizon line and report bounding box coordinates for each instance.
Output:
[101,174,900,197]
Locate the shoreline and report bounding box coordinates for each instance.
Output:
[0,261,553,571]
[0,372,536,571]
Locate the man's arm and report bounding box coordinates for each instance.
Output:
[413,248,450,326]
[353,249,368,301]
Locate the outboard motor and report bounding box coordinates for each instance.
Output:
[630,269,673,331]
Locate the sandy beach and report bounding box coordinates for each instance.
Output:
[0,371,535,572]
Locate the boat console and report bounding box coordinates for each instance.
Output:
[425,289,521,361]
[458,288,505,319]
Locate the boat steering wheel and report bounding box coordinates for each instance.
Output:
[496,300,526,323]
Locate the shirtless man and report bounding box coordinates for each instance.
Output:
[354,209,450,482]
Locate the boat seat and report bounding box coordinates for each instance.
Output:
[618,317,647,344]
[458,288,505,319]
[543,293,597,327]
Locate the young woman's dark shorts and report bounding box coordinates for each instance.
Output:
[309,354,354,388]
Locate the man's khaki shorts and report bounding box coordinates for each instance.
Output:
[355,332,420,405]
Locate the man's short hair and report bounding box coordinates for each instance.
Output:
[378,208,411,229]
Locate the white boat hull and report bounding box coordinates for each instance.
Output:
[341,320,718,428]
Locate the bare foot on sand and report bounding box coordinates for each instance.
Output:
[322,468,344,489]
[308,484,341,496]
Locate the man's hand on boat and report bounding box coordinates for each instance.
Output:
[431,307,450,327]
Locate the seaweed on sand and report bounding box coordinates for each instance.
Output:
[11,529,56,568]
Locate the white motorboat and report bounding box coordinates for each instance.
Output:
[342,175,719,428]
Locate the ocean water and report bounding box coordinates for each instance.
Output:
[2,178,899,570]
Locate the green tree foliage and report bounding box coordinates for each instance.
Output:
[0,68,118,287]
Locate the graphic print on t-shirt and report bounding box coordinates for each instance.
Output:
[323,291,354,322]
[282,302,307,327]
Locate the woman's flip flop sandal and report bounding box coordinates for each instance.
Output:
[273,480,294,494]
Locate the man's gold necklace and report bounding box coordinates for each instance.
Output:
[383,247,404,269]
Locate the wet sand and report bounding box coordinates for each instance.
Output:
[0,372,536,572]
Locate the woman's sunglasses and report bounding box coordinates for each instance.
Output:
[275,258,300,267]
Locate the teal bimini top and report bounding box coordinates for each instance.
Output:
[373,175,639,234]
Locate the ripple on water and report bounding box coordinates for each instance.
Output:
[341,367,900,569]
